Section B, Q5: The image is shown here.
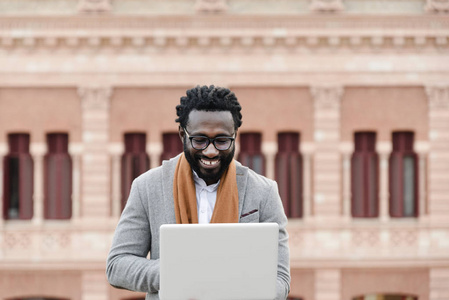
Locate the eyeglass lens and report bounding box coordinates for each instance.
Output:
[191,137,232,150]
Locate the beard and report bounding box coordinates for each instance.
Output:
[183,141,235,184]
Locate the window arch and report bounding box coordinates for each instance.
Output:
[351,131,379,218]
[121,132,150,210]
[3,133,33,220]
[44,133,72,220]
[6,297,70,300]
[353,294,417,300]
[238,132,265,175]
[389,131,419,217]
[275,132,303,218]
[160,132,183,163]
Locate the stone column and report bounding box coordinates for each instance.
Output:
[430,268,449,300]
[425,86,449,220]
[31,143,46,225]
[314,269,341,300]
[340,142,352,220]
[415,141,430,219]
[195,0,228,13]
[81,271,108,300]
[262,141,277,180]
[109,144,122,219]
[69,143,83,221]
[311,86,344,218]
[309,0,344,12]
[149,142,163,170]
[377,142,391,222]
[302,142,315,220]
[77,0,111,13]
[78,86,112,219]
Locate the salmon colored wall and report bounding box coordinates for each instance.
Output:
[342,269,429,300]
[0,88,82,143]
[110,87,191,143]
[230,87,314,143]
[289,269,314,300]
[341,87,428,142]
[108,285,146,300]
[0,271,82,300]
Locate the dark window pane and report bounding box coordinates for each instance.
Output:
[8,157,20,219]
[352,294,417,300]
[8,298,70,300]
[3,133,33,220]
[275,132,303,218]
[238,133,265,176]
[121,133,150,210]
[389,131,418,218]
[161,132,183,163]
[351,131,379,218]
[403,155,416,217]
[44,133,72,220]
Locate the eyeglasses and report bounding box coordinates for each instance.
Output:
[183,128,235,151]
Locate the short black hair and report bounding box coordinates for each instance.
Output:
[175,85,242,130]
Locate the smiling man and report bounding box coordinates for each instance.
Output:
[106,85,290,299]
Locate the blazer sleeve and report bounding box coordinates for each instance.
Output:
[106,177,160,293]
[259,181,291,300]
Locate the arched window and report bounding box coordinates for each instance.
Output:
[238,132,265,175]
[121,132,150,210]
[275,132,303,218]
[6,297,70,300]
[44,133,72,220]
[3,133,33,220]
[353,294,417,300]
[160,132,183,163]
[389,131,419,217]
[351,131,379,218]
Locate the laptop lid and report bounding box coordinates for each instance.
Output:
[159,223,279,300]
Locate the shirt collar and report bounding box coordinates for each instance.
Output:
[192,170,220,192]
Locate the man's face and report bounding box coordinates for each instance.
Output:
[179,110,236,185]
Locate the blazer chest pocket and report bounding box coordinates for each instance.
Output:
[239,209,259,223]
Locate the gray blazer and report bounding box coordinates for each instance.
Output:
[106,155,290,300]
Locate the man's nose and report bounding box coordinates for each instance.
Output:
[202,142,219,157]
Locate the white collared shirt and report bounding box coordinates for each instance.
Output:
[192,171,219,224]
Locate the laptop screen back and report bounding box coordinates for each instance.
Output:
[159,223,279,300]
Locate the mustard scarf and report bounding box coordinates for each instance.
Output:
[173,153,239,224]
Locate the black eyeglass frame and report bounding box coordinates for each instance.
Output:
[183,127,235,151]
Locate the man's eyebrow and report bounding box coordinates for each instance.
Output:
[190,132,234,137]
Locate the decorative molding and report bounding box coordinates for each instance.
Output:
[78,86,112,111]
[311,86,344,110]
[426,0,449,13]
[195,0,228,13]
[0,15,448,31]
[0,17,447,53]
[287,226,449,261]
[426,85,449,109]
[77,0,111,13]
[0,35,446,53]
[310,0,344,13]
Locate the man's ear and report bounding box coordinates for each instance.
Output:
[178,126,185,144]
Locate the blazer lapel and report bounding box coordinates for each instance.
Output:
[161,155,179,224]
[235,161,248,217]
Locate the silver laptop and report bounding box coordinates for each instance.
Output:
[159,223,279,300]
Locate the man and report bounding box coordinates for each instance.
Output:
[106,85,290,299]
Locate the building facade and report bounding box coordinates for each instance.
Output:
[0,0,449,299]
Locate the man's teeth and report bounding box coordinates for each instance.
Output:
[201,159,219,166]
